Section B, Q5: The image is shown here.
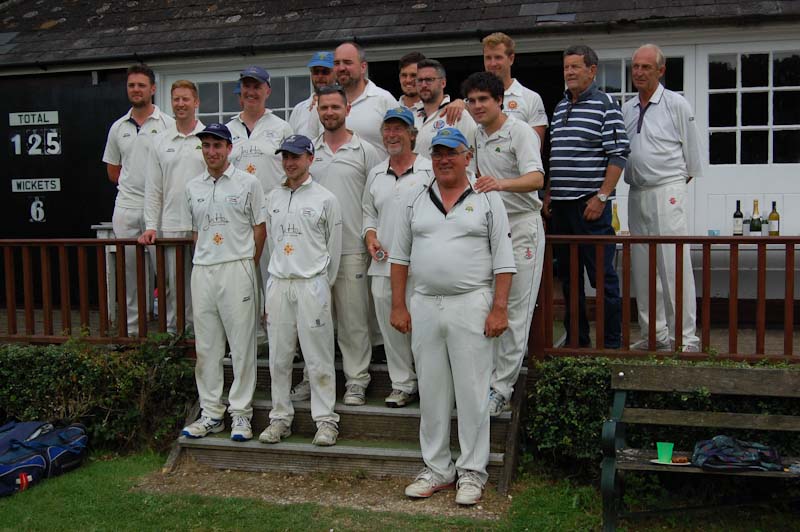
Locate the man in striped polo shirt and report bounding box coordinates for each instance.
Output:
[545,44,630,349]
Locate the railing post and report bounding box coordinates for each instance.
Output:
[156,244,167,333]
[756,243,766,355]
[648,242,657,350]
[701,243,711,352]
[595,243,605,350]
[40,245,53,335]
[4,246,17,335]
[96,246,109,337]
[785,244,795,357]
[77,246,90,330]
[176,244,187,334]
[729,243,739,355]
[674,240,684,352]
[58,244,71,335]
[22,246,34,335]
[569,243,580,349]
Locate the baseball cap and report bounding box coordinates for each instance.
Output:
[275,135,315,156]
[307,51,334,69]
[383,107,414,126]
[430,127,469,149]
[197,123,232,143]
[240,66,271,86]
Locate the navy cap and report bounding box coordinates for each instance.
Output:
[307,51,334,69]
[430,127,469,149]
[240,66,270,86]
[275,135,315,156]
[197,123,232,143]
[383,106,415,126]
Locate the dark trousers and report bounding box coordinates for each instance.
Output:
[549,198,621,348]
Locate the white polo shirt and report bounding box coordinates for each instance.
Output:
[227,110,294,195]
[413,95,477,156]
[503,79,548,128]
[144,120,206,233]
[289,95,323,140]
[186,164,266,266]
[346,80,399,158]
[390,174,516,296]
[266,176,343,285]
[103,106,175,209]
[362,155,434,277]
[311,132,382,255]
[474,116,544,216]
[622,84,703,188]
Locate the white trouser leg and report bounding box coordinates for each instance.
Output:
[371,276,416,394]
[492,213,544,401]
[162,230,193,334]
[332,253,372,388]
[190,264,224,419]
[265,277,298,425]
[112,206,153,336]
[256,251,269,345]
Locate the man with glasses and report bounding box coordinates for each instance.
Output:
[289,52,335,139]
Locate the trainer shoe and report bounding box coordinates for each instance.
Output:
[682,344,701,353]
[181,415,224,439]
[488,389,508,417]
[230,415,253,442]
[630,338,671,351]
[259,420,292,444]
[385,389,417,408]
[343,384,366,406]
[290,379,311,401]
[404,468,455,498]
[455,471,483,505]
[312,421,338,446]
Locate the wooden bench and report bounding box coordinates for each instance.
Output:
[601,364,800,531]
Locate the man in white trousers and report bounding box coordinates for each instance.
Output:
[463,72,545,416]
[362,107,433,408]
[139,80,206,333]
[260,135,343,446]
[622,44,702,352]
[288,52,335,140]
[390,127,515,506]
[103,64,174,335]
[181,123,266,442]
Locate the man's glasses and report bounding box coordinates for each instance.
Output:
[416,77,441,86]
[430,150,468,160]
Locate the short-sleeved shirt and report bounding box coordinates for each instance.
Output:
[266,176,343,285]
[289,95,323,140]
[503,79,549,128]
[389,174,516,296]
[227,111,294,195]
[474,116,544,216]
[311,132,383,255]
[186,164,266,266]
[144,120,206,233]
[362,155,434,277]
[346,80,399,158]
[103,105,175,209]
[413,95,477,156]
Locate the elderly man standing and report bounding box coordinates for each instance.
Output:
[362,107,433,407]
[545,45,630,349]
[391,127,515,506]
[289,52,335,139]
[623,44,702,352]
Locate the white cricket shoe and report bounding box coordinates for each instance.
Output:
[181,416,224,439]
[259,420,292,444]
[455,471,483,505]
[230,415,252,442]
[404,468,455,498]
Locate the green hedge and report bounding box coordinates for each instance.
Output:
[0,337,195,452]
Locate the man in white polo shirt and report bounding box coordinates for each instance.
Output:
[623,44,702,353]
[334,42,398,157]
[413,59,477,157]
[464,72,545,416]
[261,135,343,446]
[103,64,175,335]
[397,52,426,108]
[390,127,515,506]
[139,80,206,334]
[289,52,335,139]
[362,107,433,408]
[181,123,266,442]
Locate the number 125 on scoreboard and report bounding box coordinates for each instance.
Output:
[10,127,62,156]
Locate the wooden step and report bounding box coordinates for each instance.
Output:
[179,432,505,483]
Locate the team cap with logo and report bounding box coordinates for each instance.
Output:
[430,127,469,149]
[383,107,415,126]
[275,135,315,156]
[307,51,334,69]
[240,66,271,86]
[197,123,233,143]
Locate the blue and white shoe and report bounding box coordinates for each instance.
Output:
[181,416,224,438]
[230,415,253,442]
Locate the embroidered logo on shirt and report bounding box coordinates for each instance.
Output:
[669,197,677,205]
[151,129,158,134]
[166,148,176,153]
[246,163,256,174]
[508,100,518,110]
[226,195,239,204]
[495,146,501,152]
[433,119,445,130]
[213,233,224,245]
[283,243,294,255]
[465,204,474,212]
[525,247,533,260]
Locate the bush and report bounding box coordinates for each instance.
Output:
[0,337,195,452]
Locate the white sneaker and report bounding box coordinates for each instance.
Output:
[343,384,366,406]
[488,389,508,417]
[455,471,483,505]
[259,420,292,444]
[290,379,311,401]
[312,421,338,446]
[682,344,701,353]
[385,389,417,408]
[404,468,455,498]
[630,338,671,351]
[181,416,224,438]
[230,415,252,442]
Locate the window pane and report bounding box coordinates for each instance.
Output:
[740,130,768,164]
[741,92,768,126]
[598,60,622,93]
[222,114,237,124]
[289,76,311,107]
[709,132,736,164]
[663,57,684,92]
[222,81,240,113]
[773,52,800,87]
[709,93,736,127]
[198,82,219,114]
[774,130,800,163]
[273,109,286,120]
[269,77,286,109]
[741,53,768,87]
[773,91,800,125]
[709,54,737,89]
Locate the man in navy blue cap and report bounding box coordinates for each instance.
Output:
[289,52,335,139]
[389,127,515,505]
[182,122,267,443]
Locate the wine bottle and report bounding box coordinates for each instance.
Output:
[732,200,743,236]
[749,199,762,235]
[768,201,780,236]
[612,203,621,234]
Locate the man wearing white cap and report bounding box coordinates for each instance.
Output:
[289,52,335,140]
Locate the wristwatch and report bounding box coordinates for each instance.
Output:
[597,193,608,203]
